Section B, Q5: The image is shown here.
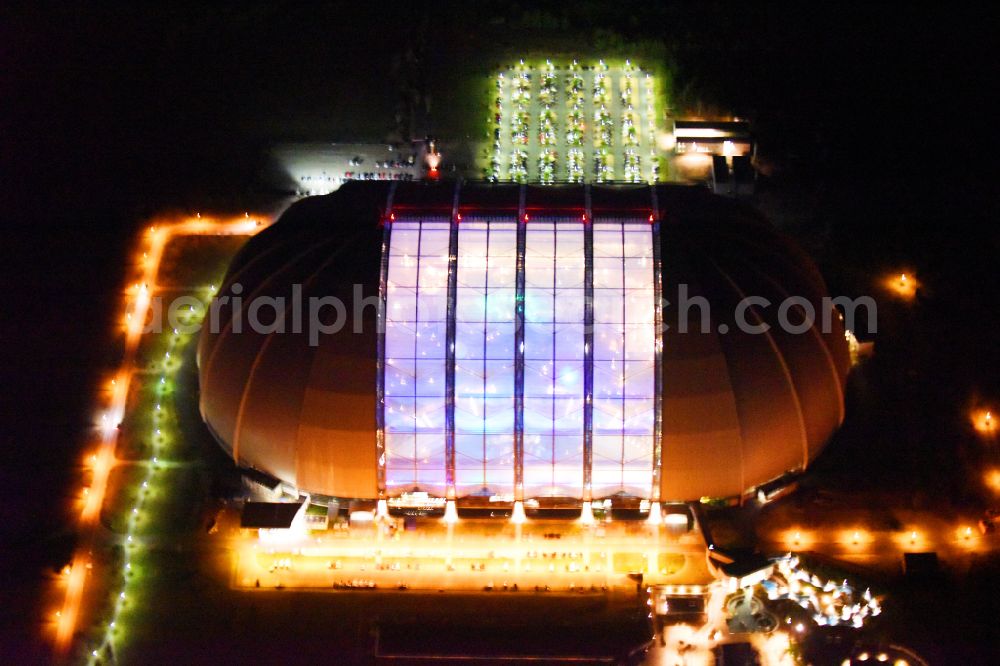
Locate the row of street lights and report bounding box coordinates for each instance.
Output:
[53,214,267,662]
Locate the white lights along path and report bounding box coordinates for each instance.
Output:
[52,214,266,662]
[87,306,195,664]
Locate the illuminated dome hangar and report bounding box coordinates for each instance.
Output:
[198,181,849,511]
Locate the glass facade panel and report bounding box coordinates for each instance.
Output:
[453,218,518,496]
[382,214,655,501]
[384,219,449,494]
[523,220,585,497]
[590,222,655,497]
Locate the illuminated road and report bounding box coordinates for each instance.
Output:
[53,214,267,659]
[757,506,999,576]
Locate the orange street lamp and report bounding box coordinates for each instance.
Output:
[985,468,1000,494]
[972,408,997,437]
[884,271,918,300]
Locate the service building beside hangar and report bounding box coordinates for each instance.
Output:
[198,181,849,520]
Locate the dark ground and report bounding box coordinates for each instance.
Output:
[2,3,997,663]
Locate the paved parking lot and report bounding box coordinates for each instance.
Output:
[489,59,663,183]
[271,141,426,195]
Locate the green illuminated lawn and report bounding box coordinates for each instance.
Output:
[100,465,204,535]
[156,235,247,290]
[87,235,240,664]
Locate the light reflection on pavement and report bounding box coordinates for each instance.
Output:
[230,514,715,593]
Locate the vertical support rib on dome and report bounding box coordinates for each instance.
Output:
[650,185,663,503]
[513,184,527,502]
[375,181,399,499]
[706,257,811,487]
[582,184,594,503]
[444,181,462,501]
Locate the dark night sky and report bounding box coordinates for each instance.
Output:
[1,2,997,659]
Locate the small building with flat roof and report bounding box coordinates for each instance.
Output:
[241,500,307,544]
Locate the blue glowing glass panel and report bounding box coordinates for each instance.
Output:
[523,220,586,497]
[453,218,518,496]
[384,218,450,494]
[591,221,655,497]
[382,213,655,501]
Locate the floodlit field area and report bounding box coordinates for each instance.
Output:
[486,59,665,183]
[232,516,703,593]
